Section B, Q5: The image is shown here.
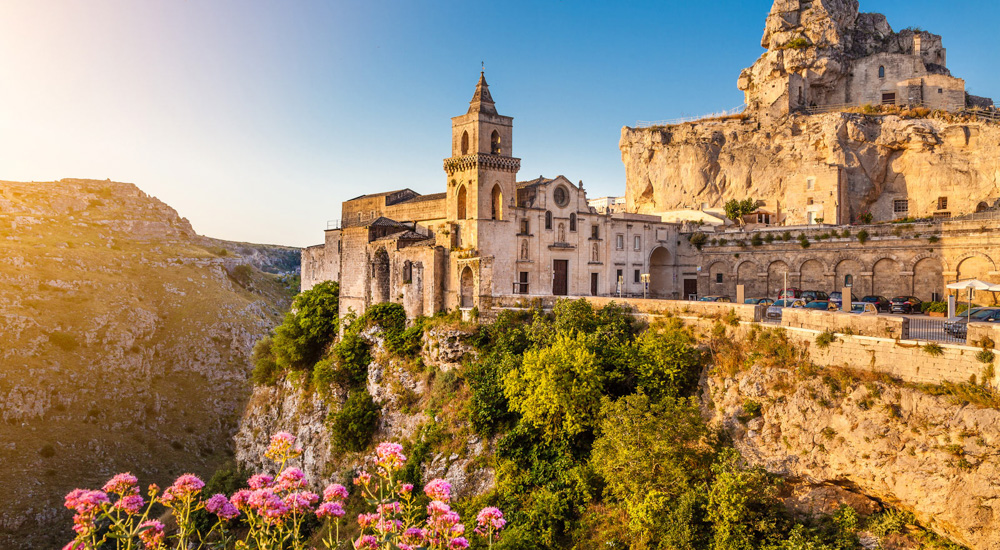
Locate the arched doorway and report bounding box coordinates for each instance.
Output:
[491,184,503,220]
[457,185,467,220]
[835,259,865,297]
[649,247,671,297]
[872,258,901,298]
[373,248,390,303]
[737,261,762,298]
[460,266,475,308]
[956,255,995,302]
[766,260,790,299]
[798,259,824,291]
[913,257,943,301]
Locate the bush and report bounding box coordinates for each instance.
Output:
[271,281,340,371]
[690,232,708,250]
[815,330,837,349]
[750,234,763,247]
[781,37,810,49]
[250,336,279,385]
[976,349,995,364]
[922,343,944,356]
[798,234,810,249]
[330,389,380,452]
[740,400,762,421]
[856,229,869,244]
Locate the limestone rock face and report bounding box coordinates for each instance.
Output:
[707,364,1000,550]
[621,114,1000,223]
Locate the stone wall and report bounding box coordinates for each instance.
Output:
[780,307,907,339]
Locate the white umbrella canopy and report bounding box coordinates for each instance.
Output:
[946,279,993,290]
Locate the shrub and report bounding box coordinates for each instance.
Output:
[764,233,775,244]
[857,229,869,244]
[976,349,995,364]
[228,264,254,289]
[250,336,280,385]
[781,231,792,242]
[690,232,708,250]
[750,234,763,247]
[330,389,379,452]
[781,37,810,49]
[841,228,851,238]
[928,235,940,244]
[815,330,837,349]
[271,281,340,371]
[740,400,762,421]
[922,343,944,356]
[798,234,810,249]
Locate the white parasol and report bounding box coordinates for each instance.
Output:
[946,279,993,314]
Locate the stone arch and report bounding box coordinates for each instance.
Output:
[872,257,902,298]
[708,261,728,296]
[491,183,503,221]
[457,185,467,220]
[461,131,470,155]
[736,259,763,298]
[954,251,996,276]
[835,258,866,297]
[908,253,947,273]
[491,130,501,155]
[798,258,825,291]
[649,246,671,297]
[913,256,944,301]
[372,248,390,303]
[956,253,995,302]
[767,260,790,299]
[459,266,475,308]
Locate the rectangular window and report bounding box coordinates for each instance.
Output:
[518,271,529,294]
[616,235,624,249]
[519,219,529,234]
[807,198,814,205]
[616,269,623,290]
[591,225,600,239]
[806,177,815,190]
[633,235,641,250]
[893,199,909,215]
[937,197,948,210]
[634,269,641,284]
[716,273,724,283]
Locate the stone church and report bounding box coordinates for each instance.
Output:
[301,73,682,318]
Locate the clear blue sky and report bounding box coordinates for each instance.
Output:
[1,0,997,247]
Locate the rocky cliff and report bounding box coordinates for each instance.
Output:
[708,362,1000,550]
[621,113,1000,222]
[0,179,297,549]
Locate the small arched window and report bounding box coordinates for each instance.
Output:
[461,131,470,155]
[844,274,854,288]
[491,130,501,155]
[491,184,503,221]
[457,185,467,219]
[569,213,577,231]
[402,260,412,284]
[545,211,552,230]
[878,66,885,79]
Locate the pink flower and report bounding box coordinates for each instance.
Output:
[474,506,506,539]
[275,468,306,491]
[376,518,403,533]
[284,491,319,514]
[357,512,380,528]
[102,473,139,496]
[316,501,345,519]
[375,442,407,473]
[398,483,414,497]
[402,528,426,544]
[353,471,372,486]
[427,500,451,517]
[323,483,349,502]
[64,489,109,513]
[162,474,204,504]
[248,489,289,521]
[451,523,465,536]
[354,535,378,549]
[205,494,240,520]
[230,489,252,510]
[424,478,452,502]
[113,494,145,515]
[138,520,165,549]
[265,431,302,461]
[398,545,414,550]
[378,501,401,515]
[62,540,85,550]
[450,537,470,549]
[248,474,274,490]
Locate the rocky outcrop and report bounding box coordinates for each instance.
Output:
[0,179,296,550]
[707,364,1000,550]
[621,113,1000,222]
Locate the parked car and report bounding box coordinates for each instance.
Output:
[943,307,986,335]
[765,299,806,321]
[778,288,802,299]
[861,295,891,312]
[699,295,732,303]
[744,297,774,305]
[804,300,837,311]
[890,296,923,314]
[946,307,1000,338]
[829,291,858,307]
[849,302,879,315]
[800,290,830,303]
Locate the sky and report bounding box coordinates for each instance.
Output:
[1,0,998,247]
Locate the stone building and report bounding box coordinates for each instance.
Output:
[302,74,683,318]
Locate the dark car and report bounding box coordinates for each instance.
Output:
[890,296,923,314]
[861,295,891,312]
[744,297,775,306]
[801,290,830,303]
[829,291,858,307]
[699,295,732,303]
[804,300,837,311]
[946,307,1000,338]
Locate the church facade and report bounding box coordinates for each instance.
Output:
[301,74,684,318]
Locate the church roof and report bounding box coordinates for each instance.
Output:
[346,189,416,202]
[405,192,447,203]
[367,216,411,228]
[468,71,498,115]
[371,230,432,243]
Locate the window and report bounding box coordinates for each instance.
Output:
[633,235,641,250]
[893,199,909,215]
[518,271,528,294]
[591,224,600,239]
[616,269,623,292]
[634,269,640,283]
[457,185,467,219]
[878,66,885,78]
[716,273,723,283]
[616,234,624,249]
[807,198,814,205]
[491,130,501,155]
[520,218,529,234]
[806,177,815,190]
[937,197,948,210]
[461,131,469,155]
[569,213,577,231]
[545,211,552,230]
[491,184,503,220]
[402,261,412,284]
[553,186,569,207]
[938,88,943,94]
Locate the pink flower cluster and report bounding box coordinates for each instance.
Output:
[137,520,164,549]
[424,478,452,502]
[161,474,205,505]
[475,507,507,540]
[64,489,109,535]
[205,493,240,520]
[375,442,407,474]
[264,431,303,461]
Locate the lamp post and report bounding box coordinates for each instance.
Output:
[640,273,650,300]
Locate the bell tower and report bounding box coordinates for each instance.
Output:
[444,72,520,225]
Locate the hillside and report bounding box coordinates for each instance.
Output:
[0,179,297,549]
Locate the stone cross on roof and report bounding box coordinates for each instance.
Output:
[468,70,497,115]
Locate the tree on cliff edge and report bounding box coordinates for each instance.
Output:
[724,198,758,227]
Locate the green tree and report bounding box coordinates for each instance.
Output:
[634,320,702,399]
[504,332,604,440]
[271,281,340,370]
[707,449,786,550]
[330,389,380,452]
[724,198,758,226]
